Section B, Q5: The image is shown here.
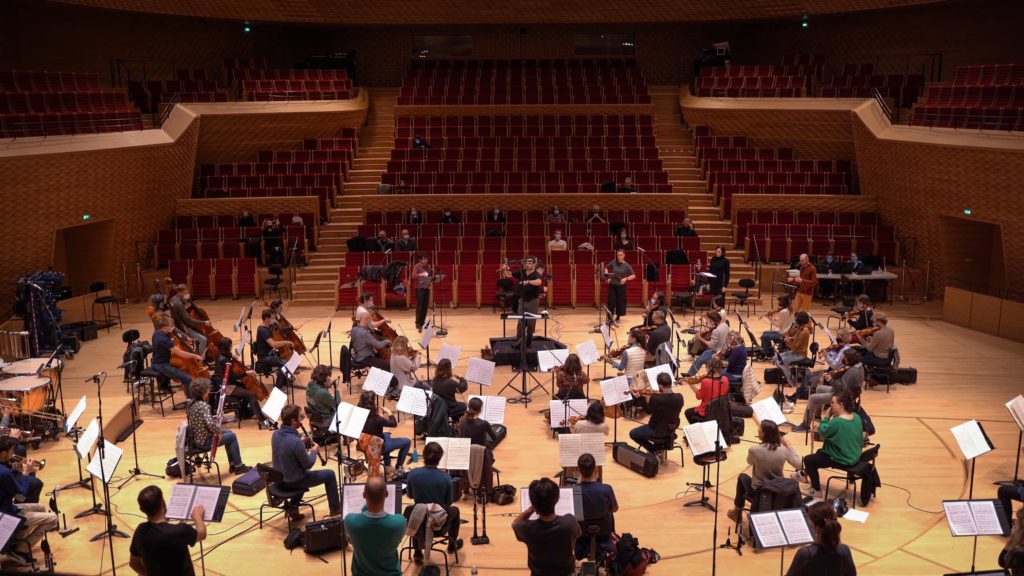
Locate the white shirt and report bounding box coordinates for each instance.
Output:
[771,309,794,332]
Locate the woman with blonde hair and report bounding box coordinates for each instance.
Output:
[389,335,423,393]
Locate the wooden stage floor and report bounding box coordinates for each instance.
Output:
[12,298,1023,575]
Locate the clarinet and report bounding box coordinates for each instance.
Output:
[299,423,328,466]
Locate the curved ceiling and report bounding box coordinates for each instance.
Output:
[52,0,950,25]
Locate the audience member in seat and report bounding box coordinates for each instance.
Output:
[575,453,618,560]
[727,420,802,524]
[396,229,417,252]
[613,229,634,251]
[513,477,581,576]
[375,229,394,252]
[785,501,857,576]
[548,230,568,251]
[588,204,607,223]
[617,177,636,193]
[678,218,698,237]
[440,207,459,224]
[407,207,422,224]
[395,179,411,195]
[547,205,567,223]
[412,134,431,150]
[238,211,255,228]
[487,207,506,224]
[290,214,304,226]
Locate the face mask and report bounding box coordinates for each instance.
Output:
[494,209,499,214]
[444,211,451,216]
[402,234,410,239]
[553,210,559,215]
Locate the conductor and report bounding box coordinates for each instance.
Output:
[503,256,544,348]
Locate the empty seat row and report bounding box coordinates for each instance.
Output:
[155,229,307,268]
[699,65,818,79]
[390,145,658,161]
[387,158,663,174]
[0,91,131,114]
[952,63,1024,87]
[716,184,846,218]
[698,146,794,164]
[408,58,642,70]
[235,68,349,82]
[734,209,880,229]
[395,134,657,150]
[173,212,316,230]
[826,74,924,90]
[0,110,142,138]
[910,105,1024,132]
[397,114,652,129]
[380,170,670,186]
[705,159,851,180]
[366,208,687,225]
[200,187,334,215]
[398,124,655,139]
[695,87,804,98]
[166,258,259,299]
[398,93,651,106]
[198,161,347,178]
[698,76,806,90]
[0,70,103,93]
[919,85,1023,107]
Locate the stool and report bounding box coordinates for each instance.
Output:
[684,451,728,512]
[650,433,686,469]
[400,518,459,575]
[826,306,851,331]
[90,282,121,333]
[139,368,176,417]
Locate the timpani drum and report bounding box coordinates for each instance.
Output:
[2,357,63,379]
[0,376,51,413]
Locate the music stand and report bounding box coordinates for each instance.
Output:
[946,420,1000,575]
[941,499,1011,576]
[748,507,815,576]
[167,483,231,576]
[498,313,548,405]
[112,379,160,488]
[428,270,449,337]
[995,395,1024,487]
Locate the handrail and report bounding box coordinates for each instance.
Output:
[871,88,896,123]
[1,114,143,140]
[159,93,180,127]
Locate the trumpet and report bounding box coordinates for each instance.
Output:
[11,454,45,471]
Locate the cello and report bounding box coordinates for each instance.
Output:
[187,300,223,362]
[170,328,210,380]
[275,313,307,355]
[226,355,269,402]
[370,307,398,361]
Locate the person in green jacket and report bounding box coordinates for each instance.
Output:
[796,392,863,498]
[344,476,406,576]
[305,364,340,424]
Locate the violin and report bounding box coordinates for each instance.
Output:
[855,326,881,339]
[824,365,850,381]
[601,344,630,360]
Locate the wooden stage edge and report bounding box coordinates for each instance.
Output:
[8,298,1023,575]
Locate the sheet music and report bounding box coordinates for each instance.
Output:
[643,364,674,390]
[0,514,22,551]
[86,440,123,483]
[683,420,728,456]
[437,343,461,367]
[599,324,612,348]
[1006,395,1024,432]
[166,484,194,520]
[418,322,434,350]
[363,367,395,396]
[468,395,506,425]
[750,512,786,547]
[76,418,99,459]
[260,387,288,422]
[548,399,589,428]
[234,306,246,332]
[466,358,496,387]
[192,486,224,522]
[424,437,471,470]
[599,376,631,407]
[396,386,431,416]
[283,352,301,377]
[842,509,869,523]
[519,487,579,520]
[575,340,601,366]
[950,420,993,460]
[236,327,249,357]
[342,483,399,517]
[944,501,977,536]
[329,403,371,438]
[778,509,814,545]
[65,395,87,433]
[558,433,606,467]
[970,500,1004,535]
[537,349,570,373]
[751,398,788,426]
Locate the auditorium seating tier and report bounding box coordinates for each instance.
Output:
[912,63,1024,131]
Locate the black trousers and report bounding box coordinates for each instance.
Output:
[735,473,754,509]
[403,504,461,548]
[804,450,841,491]
[607,284,627,318]
[415,288,431,328]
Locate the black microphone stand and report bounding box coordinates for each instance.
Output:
[87,373,127,576]
[117,361,161,488]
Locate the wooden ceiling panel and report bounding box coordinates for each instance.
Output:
[51,0,949,25]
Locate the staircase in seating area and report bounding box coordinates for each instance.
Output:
[649,85,760,307]
[291,87,399,305]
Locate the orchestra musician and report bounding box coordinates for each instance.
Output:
[641,291,668,328]
[628,373,684,458]
[305,364,341,424]
[846,294,875,332]
[185,379,251,475]
[684,358,729,424]
[726,420,802,525]
[603,329,647,385]
[794,392,864,499]
[151,315,201,395]
[255,309,291,390]
[146,293,168,329]
[169,284,210,358]
[350,310,392,372]
[684,310,729,377]
[569,401,609,435]
[760,295,794,354]
[389,336,424,393]
[793,253,818,314]
[858,312,895,368]
[0,409,44,501]
[355,292,391,329]
[792,349,865,433]
[643,310,672,366]
[503,256,544,349]
[0,436,56,567]
[555,354,587,400]
[211,338,273,429]
[716,330,747,397]
[431,359,469,424]
[358,392,411,480]
[412,253,433,332]
[789,328,854,402]
[272,405,341,519]
[783,311,813,359]
[605,249,636,325]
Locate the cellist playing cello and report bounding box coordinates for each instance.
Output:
[211,338,275,429]
[169,284,211,361]
[150,315,203,395]
[355,293,391,330]
[255,309,292,390]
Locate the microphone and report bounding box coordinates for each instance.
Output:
[83,372,105,383]
[636,246,646,253]
[116,359,136,369]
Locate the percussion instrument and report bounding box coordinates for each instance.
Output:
[2,357,62,378]
[0,376,51,413]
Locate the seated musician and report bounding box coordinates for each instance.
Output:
[641,291,669,328]
[793,392,864,499]
[358,392,410,479]
[271,405,340,519]
[685,310,729,377]
[350,310,392,371]
[998,487,1024,537]
[791,349,863,434]
[629,373,684,458]
[185,379,251,475]
[760,295,794,353]
[255,309,291,389]
[684,359,729,425]
[390,336,424,393]
[570,401,609,435]
[555,354,587,400]
[847,294,875,332]
[404,441,463,560]
[727,420,802,525]
[0,437,57,567]
[305,364,341,426]
[146,293,168,329]
[575,452,618,560]
[780,311,812,364]
[355,292,390,329]
[716,331,747,397]
[345,477,407,576]
[169,284,210,357]
[603,329,647,385]
[0,409,42,504]
[459,398,497,491]
[512,478,581,576]
[858,313,894,367]
[430,359,468,424]
[151,315,202,395]
[211,338,272,429]
[786,501,858,576]
[643,310,672,366]
[790,328,854,402]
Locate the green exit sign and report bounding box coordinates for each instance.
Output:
[963,209,972,216]
[82,214,91,220]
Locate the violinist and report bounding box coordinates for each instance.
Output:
[759,295,794,354]
[716,331,747,396]
[151,315,201,395]
[846,294,875,333]
[629,373,684,457]
[389,336,424,393]
[783,311,812,359]
[555,354,587,400]
[432,359,468,424]
[412,253,432,331]
[641,291,668,328]
[169,284,210,359]
[603,329,646,385]
[355,293,391,330]
[684,310,728,378]
[792,349,864,433]
[858,313,895,368]
[350,310,392,372]
[790,328,853,402]
[255,309,292,390]
[211,338,273,429]
[305,364,341,423]
[643,310,671,365]
[684,359,729,425]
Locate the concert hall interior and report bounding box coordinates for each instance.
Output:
[2,0,1024,574]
